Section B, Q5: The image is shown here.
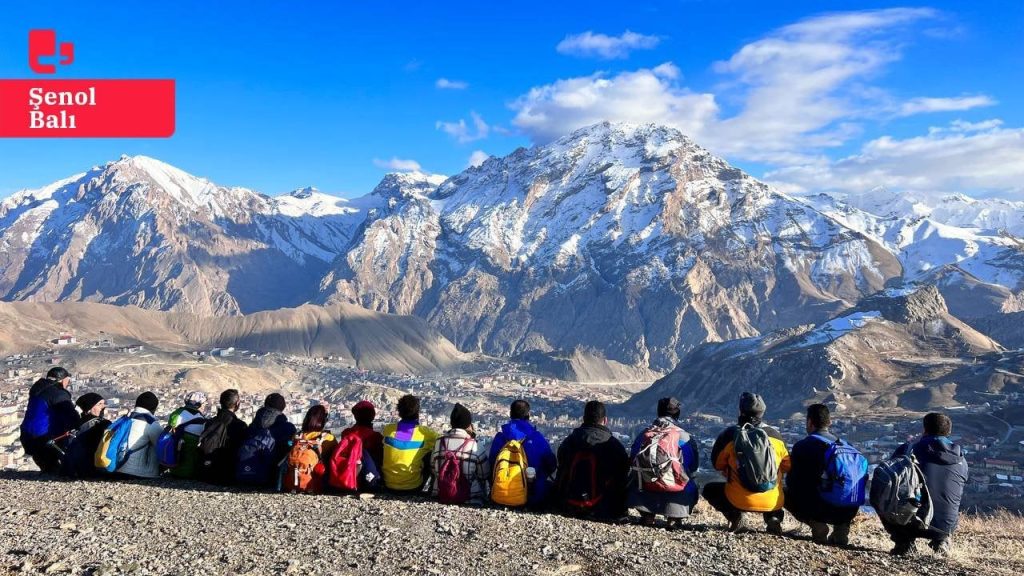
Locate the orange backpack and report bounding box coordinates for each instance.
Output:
[283,434,326,494]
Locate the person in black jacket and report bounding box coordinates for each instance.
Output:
[59,393,111,479]
[784,404,859,545]
[555,401,629,521]
[253,393,297,465]
[885,412,968,557]
[197,389,249,485]
[19,367,80,473]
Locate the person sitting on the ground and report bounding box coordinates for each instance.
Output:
[883,412,969,557]
[382,394,439,493]
[197,389,248,485]
[554,400,629,521]
[627,397,700,528]
[118,392,165,479]
[166,391,208,479]
[59,393,111,479]
[430,403,489,505]
[255,393,297,465]
[19,367,79,473]
[281,404,337,493]
[785,404,862,546]
[341,400,383,471]
[705,392,791,534]
[489,399,557,510]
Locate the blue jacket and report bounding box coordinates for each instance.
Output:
[489,419,557,506]
[894,436,968,535]
[629,417,700,499]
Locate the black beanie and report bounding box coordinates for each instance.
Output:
[76,392,103,413]
[450,403,472,430]
[136,391,159,413]
[739,392,766,417]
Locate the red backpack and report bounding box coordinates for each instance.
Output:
[631,424,687,493]
[563,451,603,511]
[327,430,364,491]
[436,437,472,505]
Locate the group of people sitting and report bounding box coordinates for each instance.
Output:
[20,367,968,557]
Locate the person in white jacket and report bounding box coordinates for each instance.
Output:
[118,392,164,479]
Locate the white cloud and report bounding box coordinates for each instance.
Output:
[373,157,422,172]
[467,150,490,168]
[897,95,995,116]
[436,78,469,90]
[766,119,1024,197]
[511,63,716,144]
[436,111,490,143]
[556,30,660,60]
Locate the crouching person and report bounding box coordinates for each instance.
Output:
[555,401,629,522]
[784,404,867,546]
[430,404,489,505]
[627,397,700,528]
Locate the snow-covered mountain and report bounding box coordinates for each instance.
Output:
[321,122,901,370]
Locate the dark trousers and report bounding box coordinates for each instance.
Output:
[24,437,62,474]
[882,520,949,546]
[783,488,858,526]
[703,482,784,524]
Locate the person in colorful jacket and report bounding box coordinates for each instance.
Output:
[489,399,557,510]
[166,391,207,478]
[704,392,791,534]
[382,395,439,492]
[627,397,700,528]
[430,403,489,504]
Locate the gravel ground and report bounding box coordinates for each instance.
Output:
[0,472,1014,576]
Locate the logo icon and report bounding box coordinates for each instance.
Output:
[29,30,74,74]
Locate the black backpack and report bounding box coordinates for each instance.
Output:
[197,417,233,480]
[59,418,108,478]
[562,450,604,513]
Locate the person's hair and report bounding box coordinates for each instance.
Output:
[220,389,240,410]
[657,397,681,419]
[806,404,831,430]
[46,367,70,381]
[923,412,952,437]
[302,405,328,433]
[264,393,286,411]
[397,394,420,420]
[583,400,606,426]
[510,399,530,420]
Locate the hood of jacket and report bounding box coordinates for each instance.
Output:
[572,423,613,446]
[252,406,282,430]
[500,419,537,440]
[917,436,963,465]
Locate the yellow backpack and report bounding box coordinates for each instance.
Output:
[491,439,529,507]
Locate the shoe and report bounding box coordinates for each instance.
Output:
[808,521,829,544]
[666,518,683,531]
[828,523,851,547]
[765,517,784,536]
[929,539,951,557]
[890,541,918,556]
[727,513,745,533]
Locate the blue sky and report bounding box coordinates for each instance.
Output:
[1,1,1022,199]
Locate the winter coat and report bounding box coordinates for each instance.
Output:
[383,419,440,491]
[894,436,969,534]
[341,423,384,470]
[117,408,164,479]
[627,417,700,518]
[555,423,629,518]
[167,406,205,478]
[785,429,860,524]
[489,419,557,507]
[20,378,79,444]
[711,421,791,513]
[59,414,110,479]
[251,407,297,465]
[430,428,490,504]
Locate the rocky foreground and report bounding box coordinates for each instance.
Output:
[0,472,1020,576]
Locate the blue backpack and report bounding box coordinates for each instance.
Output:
[21,390,53,439]
[236,427,277,486]
[813,435,868,507]
[97,413,155,473]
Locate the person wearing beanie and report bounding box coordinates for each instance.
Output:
[704,392,791,535]
[382,394,439,492]
[118,392,164,479]
[430,403,489,505]
[627,397,700,528]
[165,390,209,479]
[59,393,111,479]
[489,399,557,510]
[340,400,384,472]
